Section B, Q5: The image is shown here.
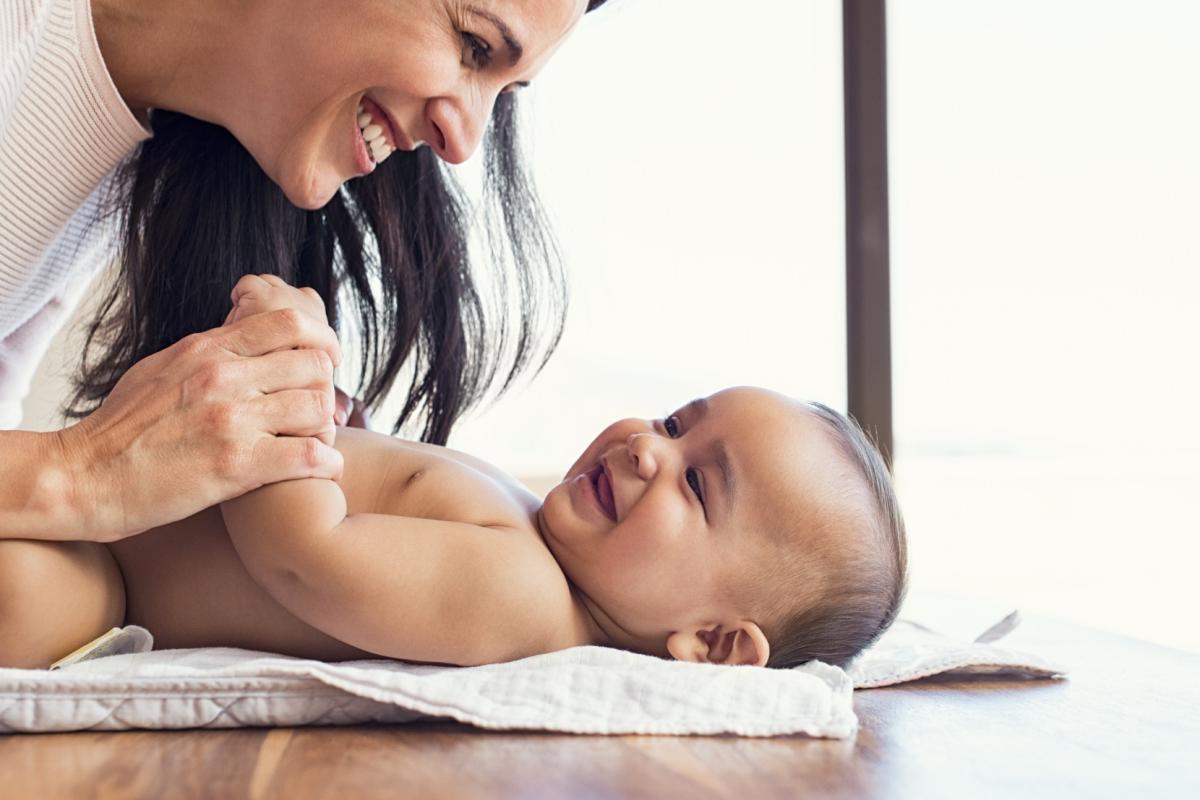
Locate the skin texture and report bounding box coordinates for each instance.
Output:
[92,0,590,208]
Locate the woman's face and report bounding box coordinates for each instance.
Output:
[231,0,588,209]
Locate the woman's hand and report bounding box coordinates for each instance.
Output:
[227,274,371,431]
[223,274,342,441]
[52,292,346,544]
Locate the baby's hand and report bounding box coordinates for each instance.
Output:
[223,274,329,328]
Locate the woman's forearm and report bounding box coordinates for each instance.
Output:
[0,429,85,541]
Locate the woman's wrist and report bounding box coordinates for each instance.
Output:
[0,428,90,541]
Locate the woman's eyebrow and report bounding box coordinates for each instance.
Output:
[465,6,524,67]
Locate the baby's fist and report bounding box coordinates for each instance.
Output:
[224,274,329,327]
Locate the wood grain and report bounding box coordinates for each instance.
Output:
[2,613,1197,799]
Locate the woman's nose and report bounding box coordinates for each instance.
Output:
[425,91,493,165]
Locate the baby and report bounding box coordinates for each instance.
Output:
[3,281,908,671]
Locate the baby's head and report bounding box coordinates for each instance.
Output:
[537,386,907,669]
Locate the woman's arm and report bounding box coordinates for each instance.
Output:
[220,480,562,666]
[0,429,79,540]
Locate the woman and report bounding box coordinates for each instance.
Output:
[0,0,606,549]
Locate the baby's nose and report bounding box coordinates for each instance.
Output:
[625,432,659,480]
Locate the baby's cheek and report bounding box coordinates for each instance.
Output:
[615,511,685,563]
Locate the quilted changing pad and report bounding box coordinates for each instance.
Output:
[0,610,1067,737]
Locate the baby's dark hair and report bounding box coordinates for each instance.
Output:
[762,402,908,669]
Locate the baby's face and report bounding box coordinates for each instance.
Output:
[538,387,851,649]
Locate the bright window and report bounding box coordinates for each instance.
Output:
[446,0,847,478]
[889,0,1200,651]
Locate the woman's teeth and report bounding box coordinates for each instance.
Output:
[357,104,395,165]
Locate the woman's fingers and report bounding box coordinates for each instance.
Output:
[240,349,338,443]
[248,436,344,488]
[251,389,337,446]
[213,308,342,367]
[241,349,336,396]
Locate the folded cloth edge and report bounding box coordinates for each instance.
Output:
[2,645,858,738]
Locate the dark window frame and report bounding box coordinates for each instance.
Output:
[843,0,893,466]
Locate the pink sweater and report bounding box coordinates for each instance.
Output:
[0,0,150,428]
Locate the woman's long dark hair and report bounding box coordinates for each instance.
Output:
[67,0,609,445]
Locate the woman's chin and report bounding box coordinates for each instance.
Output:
[276,159,343,211]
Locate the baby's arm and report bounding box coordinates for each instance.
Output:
[219,479,562,666]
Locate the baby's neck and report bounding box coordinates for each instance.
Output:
[533,504,619,651]
[565,582,618,648]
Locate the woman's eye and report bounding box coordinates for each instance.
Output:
[686,467,705,507]
[664,415,680,438]
[460,31,494,67]
[461,32,492,68]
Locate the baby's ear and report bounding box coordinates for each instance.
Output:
[666,622,770,667]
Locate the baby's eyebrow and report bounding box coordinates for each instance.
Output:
[712,438,736,514]
[682,397,708,418]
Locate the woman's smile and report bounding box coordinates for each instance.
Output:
[351,104,376,175]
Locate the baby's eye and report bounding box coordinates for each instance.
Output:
[461,32,492,68]
[686,467,706,507]
[664,415,681,438]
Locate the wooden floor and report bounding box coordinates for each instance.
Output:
[2,612,1197,799]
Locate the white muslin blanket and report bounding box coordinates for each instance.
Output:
[0,610,1067,737]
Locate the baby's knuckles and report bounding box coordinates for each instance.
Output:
[232,275,328,326]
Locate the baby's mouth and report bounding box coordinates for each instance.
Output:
[591,462,618,522]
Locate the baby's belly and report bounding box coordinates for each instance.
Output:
[106,507,373,661]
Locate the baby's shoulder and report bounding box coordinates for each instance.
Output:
[338,428,540,530]
[405,454,540,532]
